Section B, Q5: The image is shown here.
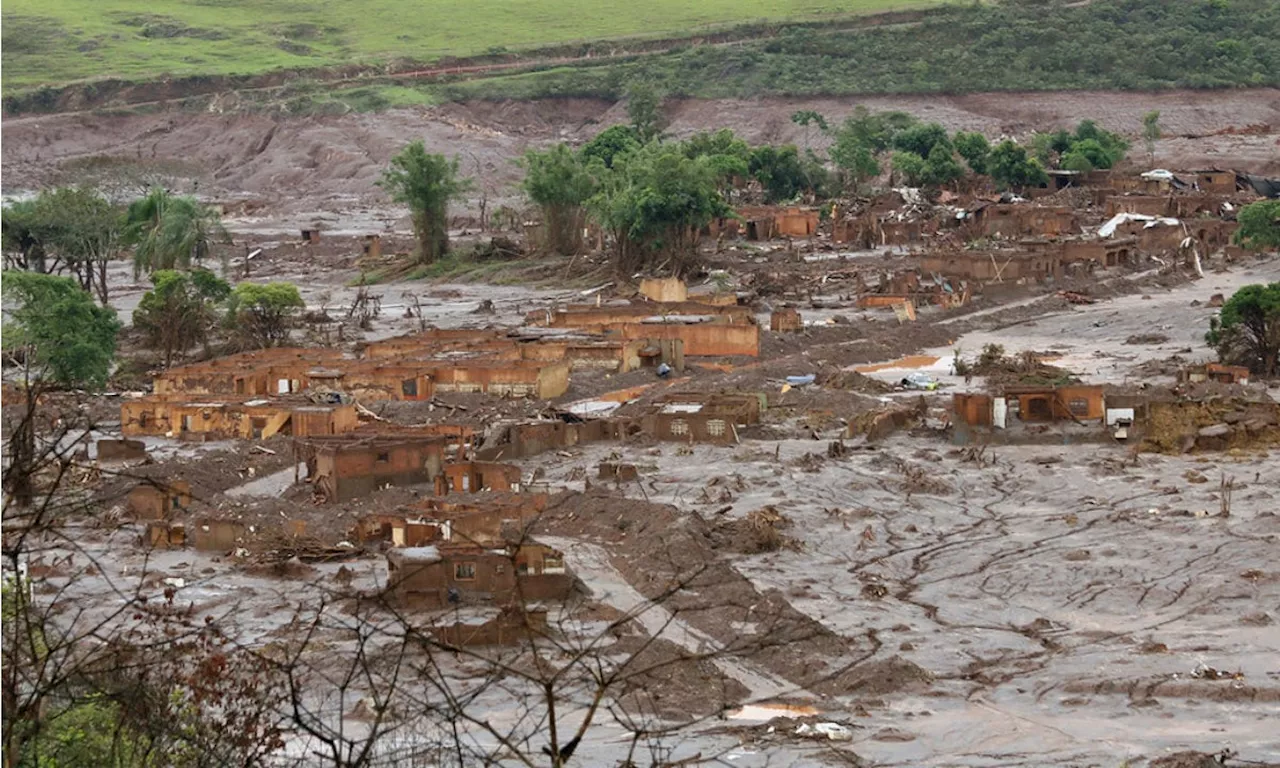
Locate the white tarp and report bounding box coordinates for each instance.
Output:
[1097,213,1181,238]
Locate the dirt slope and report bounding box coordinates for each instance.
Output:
[3,90,1278,217]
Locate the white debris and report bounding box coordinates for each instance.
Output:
[796,722,854,741]
[1098,213,1181,238]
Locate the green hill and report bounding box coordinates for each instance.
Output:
[1,0,943,91]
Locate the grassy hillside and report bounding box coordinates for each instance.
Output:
[0,0,943,91]
[435,0,1280,101]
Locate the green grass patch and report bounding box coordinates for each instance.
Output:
[2,0,945,91]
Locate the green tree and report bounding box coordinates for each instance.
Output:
[1,188,124,304]
[133,269,231,366]
[892,122,950,159]
[953,131,991,175]
[626,81,664,141]
[580,125,641,169]
[790,110,829,150]
[923,143,963,187]
[988,140,1049,189]
[228,282,305,348]
[1071,120,1128,167]
[890,151,927,186]
[834,107,916,153]
[379,142,471,264]
[1066,138,1115,170]
[1,199,52,273]
[124,188,228,278]
[1061,150,1095,172]
[1142,110,1162,163]
[2,271,120,388]
[748,145,809,203]
[522,144,598,256]
[44,187,125,306]
[830,138,880,192]
[1205,282,1280,376]
[587,143,729,276]
[1233,200,1280,250]
[682,129,751,194]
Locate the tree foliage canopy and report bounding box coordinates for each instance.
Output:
[228,282,305,349]
[2,271,120,388]
[1206,282,1280,376]
[953,131,991,175]
[892,122,951,159]
[379,142,471,263]
[1234,200,1280,250]
[580,125,642,169]
[124,188,228,278]
[748,145,811,204]
[988,140,1049,189]
[587,143,729,275]
[522,144,599,255]
[2,187,124,304]
[133,269,231,366]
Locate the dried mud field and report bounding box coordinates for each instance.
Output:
[20,254,1277,768]
[6,88,1280,768]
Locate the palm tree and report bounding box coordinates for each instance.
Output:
[124,188,229,277]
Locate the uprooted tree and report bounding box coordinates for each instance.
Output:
[1206,282,1280,376]
[379,142,472,264]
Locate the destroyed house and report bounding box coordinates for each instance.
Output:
[385,542,574,608]
[355,492,549,549]
[127,480,192,520]
[920,251,1065,284]
[637,392,765,444]
[1061,239,1136,268]
[436,462,522,495]
[365,328,647,373]
[475,418,632,461]
[1104,193,1238,220]
[533,302,759,357]
[965,204,1079,239]
[153,348,346,397]
[295,431,471,501]
[122,395,359,440]
[953,386,1105,428]
[429,606,549,647]
[155,348,571,401]
[350,514,442,548]
[1183,363,1251,386]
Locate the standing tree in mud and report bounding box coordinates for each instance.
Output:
[1233,200,1280,251]
[380,142,472,264]
[133,269,232,366]
[2,271,120,507]
[1,188,125,305]
[588,142,729,277]
[227,281,305,349]
[522,144,598,256]
[124,188,229,277]
[1206,282,1280,376]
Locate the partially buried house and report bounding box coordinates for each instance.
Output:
[385,542,574,609]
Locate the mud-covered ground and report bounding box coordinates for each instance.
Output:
[4,89,1279,225]
[7,88,1280,767]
